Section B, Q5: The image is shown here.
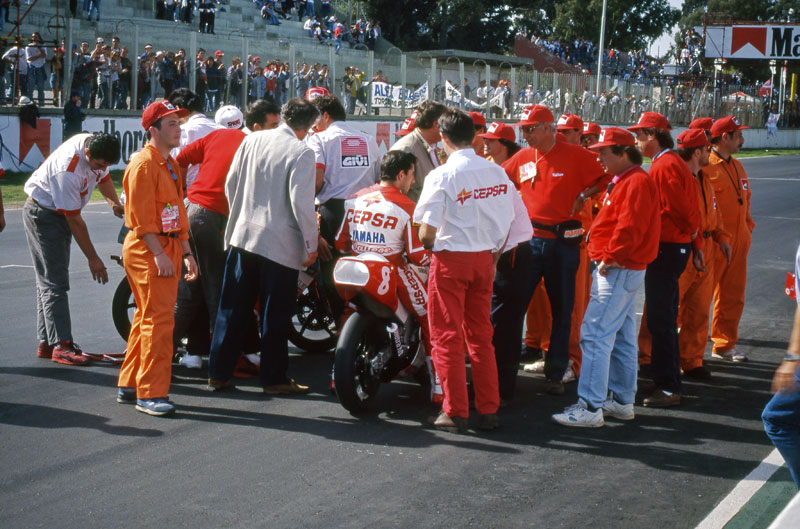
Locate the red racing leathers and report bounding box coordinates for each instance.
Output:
[335,184,439,398]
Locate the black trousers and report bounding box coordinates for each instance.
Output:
[491,242,536,400]
[645,241,692,393]
[318,199,346,320]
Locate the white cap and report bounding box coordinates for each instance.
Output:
[19,96,33,106]
[215,105,244,129]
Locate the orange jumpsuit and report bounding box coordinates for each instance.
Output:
[118,144,189,399]
[706,150,754,354]
[524,199,593,375]
[638,168,730,368]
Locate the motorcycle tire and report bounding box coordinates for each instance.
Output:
[334,312,383,413]
[112,275,135,341]
[288,278,338,354]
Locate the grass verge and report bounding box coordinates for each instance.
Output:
[1,170,124,207]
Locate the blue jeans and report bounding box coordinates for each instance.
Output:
[87,0,100,20]
[305,1,314,17]
[577,266,645,409]
[335,37,342,53]
[763,367,800,487]
[208,246,298,386]
[528,236,580,380]
[491,242,536,400]
[27,65,46,105]
[98,78,111,108]
[205,89,219,111]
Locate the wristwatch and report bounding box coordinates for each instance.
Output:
[784,352,800,362]
[182,252,194,259]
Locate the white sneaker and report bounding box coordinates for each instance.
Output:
[602,398,635,421]
[712,348,747,362]
[562,366,577,383]
[551,401,604,427]
[179,353,203,369]
[523,360,545,373]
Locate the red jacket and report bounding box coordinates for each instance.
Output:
[649,150,700,244]
[176,128,247,216]
[588,165,660,270]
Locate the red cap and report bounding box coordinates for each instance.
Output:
[627,111,671,132]
[689,117,713,131]
[676,128,710,149]
[588,127,636,150]
[582,121,602,136]
[710,115,749,138]
[479,122,516,142]
[305,86,329,101]
[214,50,224,57]
[141,100,189,130]
[394,117,415,136]
[253,56,261,62]
[513,105,554,127]
[556,113,583,131]
[469,111,487,127]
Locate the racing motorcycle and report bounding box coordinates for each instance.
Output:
[332,253,427,413]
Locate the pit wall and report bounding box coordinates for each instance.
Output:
[0,114,797,172]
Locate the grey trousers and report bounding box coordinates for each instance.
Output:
[22,201,73,345]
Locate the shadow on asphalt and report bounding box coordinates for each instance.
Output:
[0,352,778,474]
[0,401,163,437]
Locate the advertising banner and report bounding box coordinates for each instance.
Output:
[705,25,800,60]
[371,81,428,109]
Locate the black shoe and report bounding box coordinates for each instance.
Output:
[544,378,565,395]
[684,366,712,381]
[520,346,543,363]
[478,413,500,431]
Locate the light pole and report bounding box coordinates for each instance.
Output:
[595,0,608,97]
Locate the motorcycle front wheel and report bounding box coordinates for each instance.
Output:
[111,276,135,341]
[334,312,383,413]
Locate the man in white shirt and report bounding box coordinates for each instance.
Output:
[308,94,380,249]
[414,107,515,434]
[25,32,47,106]
[22,133,123,366]
[168,87,222,189]
[3,39,29,100]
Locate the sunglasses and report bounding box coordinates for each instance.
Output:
[521,123,545,134]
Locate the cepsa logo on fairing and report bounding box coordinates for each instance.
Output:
[456,184,508,205]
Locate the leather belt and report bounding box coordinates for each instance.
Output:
[158,232,180,239]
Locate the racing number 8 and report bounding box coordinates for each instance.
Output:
[377,266,391,295]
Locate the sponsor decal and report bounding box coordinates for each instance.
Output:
[351,230,387,244]
[345,208,399,229]
[341,136,370,168]
[456,188,472,205]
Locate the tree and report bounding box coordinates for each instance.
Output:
[360,0,679,53]
[550,0,680,50]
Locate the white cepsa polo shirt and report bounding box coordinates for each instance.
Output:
[24,133,110,216]
[307,121,381,204]
[413,148,514,253]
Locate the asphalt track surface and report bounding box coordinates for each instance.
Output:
[1,155,799,529]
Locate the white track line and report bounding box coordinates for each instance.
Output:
[0,264,34,269]
[695,448,785,529]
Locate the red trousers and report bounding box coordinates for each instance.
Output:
[427,250,499,418]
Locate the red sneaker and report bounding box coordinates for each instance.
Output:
[233,354,259,379]
[52,341,91,366]
[37,342,54,359]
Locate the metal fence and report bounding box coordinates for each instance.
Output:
[9,18,789,129]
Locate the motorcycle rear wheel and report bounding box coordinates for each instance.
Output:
[334,312,383,413]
